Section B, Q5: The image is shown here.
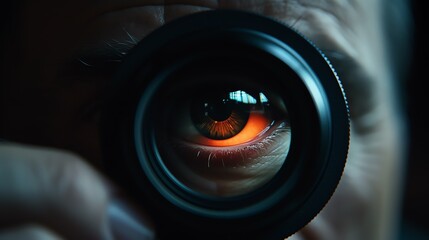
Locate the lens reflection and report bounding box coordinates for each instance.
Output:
[155,82,291,197]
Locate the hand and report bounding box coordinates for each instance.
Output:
[0,143,154,240]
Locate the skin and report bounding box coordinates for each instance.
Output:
[0,0,410,239]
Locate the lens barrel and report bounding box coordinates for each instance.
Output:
[102,10,349,240]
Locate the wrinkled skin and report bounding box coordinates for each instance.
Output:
[0,0,409,239]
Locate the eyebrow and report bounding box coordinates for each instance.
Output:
[91,0,218,15]
[62,35,138,79]
[80,35,137,66]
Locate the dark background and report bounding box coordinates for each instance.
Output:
[400,0,429,239]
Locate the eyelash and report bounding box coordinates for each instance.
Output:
[172,121,290,168]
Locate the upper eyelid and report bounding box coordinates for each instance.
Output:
[321,48,379,126]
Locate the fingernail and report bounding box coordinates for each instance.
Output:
[107,198,155,240]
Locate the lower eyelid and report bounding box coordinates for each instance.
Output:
[170,122,291,170]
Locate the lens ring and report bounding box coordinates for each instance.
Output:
[134,46,295,207]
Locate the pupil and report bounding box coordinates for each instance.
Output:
[191,90,251,140]
[205,99,232,121]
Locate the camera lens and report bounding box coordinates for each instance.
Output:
[102,10,349,239]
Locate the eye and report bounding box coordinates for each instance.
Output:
[183,90,275,146]
[155,81,291,197]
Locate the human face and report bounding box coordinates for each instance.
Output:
[2,0,408,238]
[1,0,393,167]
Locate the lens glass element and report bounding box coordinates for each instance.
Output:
[153,72,291,197]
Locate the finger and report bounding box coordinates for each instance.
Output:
[0,143,154,240]
[286,233,304,240]
[0,224,62,240]
[0,142,111,239]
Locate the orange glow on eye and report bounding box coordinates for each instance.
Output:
[202,113,270,147]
